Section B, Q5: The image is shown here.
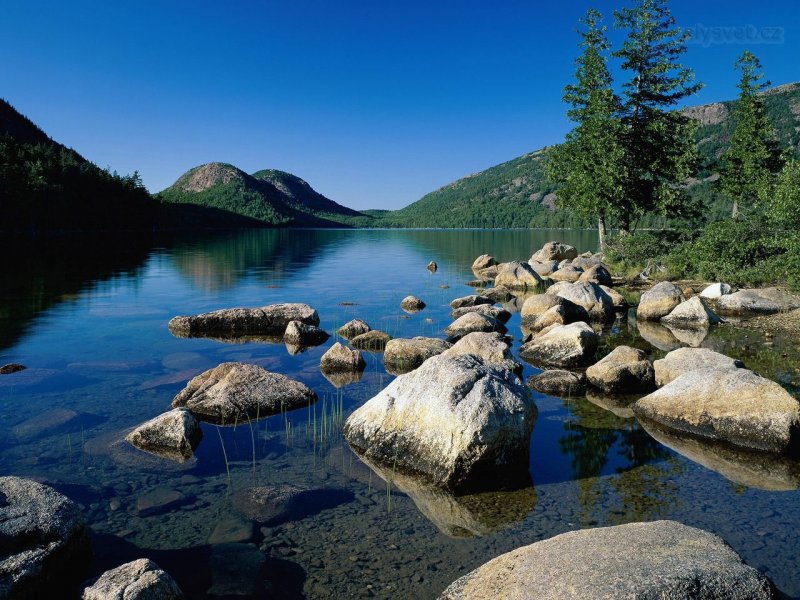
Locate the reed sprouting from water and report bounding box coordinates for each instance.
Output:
[216,427,231,487]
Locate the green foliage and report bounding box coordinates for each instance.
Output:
[719,51,784,217]
[764,158,800,228]
[605,230,685,272]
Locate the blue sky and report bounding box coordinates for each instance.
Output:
[2,0,798,210]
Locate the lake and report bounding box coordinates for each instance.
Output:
[1,228,799,599]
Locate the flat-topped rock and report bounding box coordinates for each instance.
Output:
[125,408,202,463]
[168,302,319,337]
[320,342,366,373]
[661,296,720,330]
[336,318,371,340]
[283,320,330,346]
[637,282,685,321]
[439,520,773,600]
[445,312,507,341]
[716,287,800,317]
[586,346,655,394]
[82,559,183,600]
[519,322,598,368]
[384,337,452,374]
[634,368,800,454]
[548,265,583,283]
[653,347,744,386]
[171,362,316,423]
[494,261,543,291]
[350,330,392,351]
[450,295,494,310]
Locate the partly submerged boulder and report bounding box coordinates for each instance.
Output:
[585,346,655,394]
[343,354,536,491]
[494,262,543,291]
[320,342,366,374]
[336,318,371,340]
[519,322,598,368]
[350,330,392,351]
[637,282,685,321]
[653,347,744,387]
[472,255,498,271]
[400,295,426,312]
[554,281,615,322]
[383,337,452,374]
[661,296,720,330]
[82,559,183,600]
[283,320,330,346]
[125,408,202,463]
[171,362,316,423]
[578,264,613,287]
[634,368,800,454]
[527,370,586,397]
[168,303,319,337]
[439,520,773,600]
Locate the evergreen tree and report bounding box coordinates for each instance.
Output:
[720,51,783,218]
[614,0,702,232]
[764,157,800,228]
[546,8,625,251]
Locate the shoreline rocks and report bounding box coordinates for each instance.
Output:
[82,559,183,600]
[661,296,720,330]
[653,347,744,387]
[585,346,655,394]
[519,322,598,368]
[320,342,366,374]
[383,337,452,374]
[283,320,330,346]
[637,282,685,321]
[494,262,542,291]
[336,318,371,340]
[350,330,392,351]
[445,313,507,341]
[527,370,586,397]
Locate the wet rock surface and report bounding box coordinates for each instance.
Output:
[283,320,329,346]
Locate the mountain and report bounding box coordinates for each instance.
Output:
[158,163,370,227]
[0,98,157,233]
[372,82,800,229]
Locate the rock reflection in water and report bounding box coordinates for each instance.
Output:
[584,390,640,419]
[167,331,285,345]
[640,420,800,491]
[636,320,683,352]
[321,370,364,388]
[665,325,709,347]
[356,454,536,538]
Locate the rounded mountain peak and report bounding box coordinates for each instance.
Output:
[176,162,249,193]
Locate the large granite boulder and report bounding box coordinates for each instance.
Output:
[125,408,202,463]
[350,330,392,351]
[383,337,452,374]
[634,368,800,454]
[444,313,507,341]
[336,318,370,340]
[554,281,615,322]
[0,477,89,598]
[531,241,578,262]
[494,262,543,291]
[450,295,495,310]
[320,342,366,374]
[519,322,598,368]
[527,370,586,397]
[661,297,720,330]
[168,303,319,337]
[472,255,498,271]
[653,348,744,387]
[577,264,613,286]
[441,332,520,374]
[548,265,583,283]
[520,294,563,324]
[585,346,655,394]
[439,520,773,600]
[450,304,511,323]
[599,285,628,310]
[716,287,800,317]
[171,362,316,423]
[82,559,183,600]
[637,282,685,321]
[479,287,513,304]
[529,260,560,277]
[343,354,536,491]
[400,295,426,312]
[283,320,329,346]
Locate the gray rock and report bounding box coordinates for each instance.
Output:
[439,520,773,600]
[444,313,507,341]
[207,516,257,545]
[350,330,392,351]
[0,477,89,598]
[586,346,655,394]
[0,363,26,375]
[519,322,598,368]
[320,342,366,373]
[599,285,628,310]
[653,347,744,387]
[383,337,452,374]
[168,303,319,337]
[234,484,305,522]
[283,320,329,346]
[544,280,573,296]
[699,282,732,299]
[555,281,615,321]
[171,362,317,424]
[494,261,543,291]
[531,241,578,262]
[549,265,583,283]
[578,264,612,286]
[716,287,800,317]
[400,295,426,312]
[343,354,536,491]
[520,294,563,325]
[634,368,800,454]
[479,287,513,303]
[450,304,512,323]
[441,332,519,373]
[472,255,498,271]
[336,318,371,340]
[528,260,560,277]
[450,295,494,310]
[82,559,183,600]
[527,370,586,397]
[125,408,202,463]
[12,408,80,441]
[637,282,686,321]
[661,296,720,330]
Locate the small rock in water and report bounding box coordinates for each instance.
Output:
[283,320,330,346]
[427,261,438,272]
[400,295,426,312]
[337,318,371,340]
[125,408,202,463]
[350,330,392,352]
[0,363,26,374]
[320,342,366,373]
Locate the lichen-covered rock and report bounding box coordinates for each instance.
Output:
[450,295,494,310]
[343,354,536,491]
[472,255,498,271]
[637,282,686,321]
[168,303,319,337]
[283,320,330,346]
[383,337,452,374]
[531,241,578,262]
[716,287,800,317]
[82,559,183,600]
[320,342,366,373]
[444,312,507,340]
[171,362,316,423]
[661,296,720,330]
[0,477,89,598]
[578,264,612,286]
[555,281,615,321]
[400,295,426,312]
[125,408,202,463]
[700,282,732,299]
[336,318,371,340]
[527,370,586,397]
[450,304,512,323]
[634,368,800,454]
[494,262,543,290]
[439,520,774,600]
[350,330,392,351]
[519,322,598,368]
[653,347,744,386]
[585,346,655,394]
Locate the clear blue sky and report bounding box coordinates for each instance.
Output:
[2,0,798,210]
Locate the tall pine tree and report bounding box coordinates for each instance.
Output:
[614,0,702,232]
[720,51,783,218]
[546,8,625,251]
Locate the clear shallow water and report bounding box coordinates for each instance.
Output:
[1,228,799,599]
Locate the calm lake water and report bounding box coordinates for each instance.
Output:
[2,228,799,599]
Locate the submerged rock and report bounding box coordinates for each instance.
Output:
[82,559,183,600]
[661,296,720,330]
[0,363,26,375]
[450,295,494,310]
[527,370,586,397]
[637,282,686,321]
[444,312,507,341]
[336,318,371,340]
[125,408,202,463]
[400,295,426,312]
[519,322,598,368]
[343,354,536,491]
[653,347,744,387]
[383,337,452,374]
[585,346,655,394]
[320,342,366,373]
[439,520,774,600]
[171,362,317,423]
[283,320,329,346]
[0,477,89,598]
[168,303,319,337]
[634,368,800,454]
[350,330,392,351]
[494,261,542,290]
